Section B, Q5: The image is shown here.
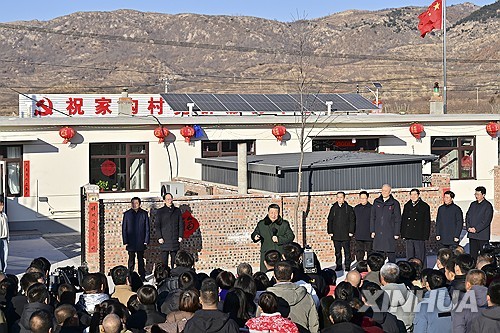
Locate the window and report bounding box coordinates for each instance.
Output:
[431,136,475,180]
[312,138,379,152]
[201,140,256,158]
[0,146,22,197]
[90,143,149,192]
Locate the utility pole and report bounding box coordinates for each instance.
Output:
[160,77,170,93]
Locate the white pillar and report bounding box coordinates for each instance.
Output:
[237,143,248,194]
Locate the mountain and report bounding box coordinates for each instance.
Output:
[0,2,498,116]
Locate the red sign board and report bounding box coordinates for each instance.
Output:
[23,161,30,197]
[182,211,200,239]
[88,202,99,253]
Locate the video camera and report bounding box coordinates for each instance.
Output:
[48,265,88,293]
[303,245,317,274]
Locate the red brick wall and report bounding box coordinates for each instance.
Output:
[494,166,500,211]
[84,178,450,273]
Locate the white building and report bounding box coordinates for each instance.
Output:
[0,92,498,232]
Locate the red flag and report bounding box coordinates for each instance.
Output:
[418,0,443,38]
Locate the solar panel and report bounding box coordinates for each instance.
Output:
[188,94,228,112]
[373,82,383,89]
[341,94,378,110]
[214,94,255,112]
[316,94,356,111]
[161,94,194,111]
[289,94,327,112]
[239,94,281,112]
[265,94,301,112]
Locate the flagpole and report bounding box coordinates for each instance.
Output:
[443,0,447,114]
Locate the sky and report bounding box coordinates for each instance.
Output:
[1,0,495,23]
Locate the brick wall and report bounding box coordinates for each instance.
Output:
[495,166,500,211]
[84,176,450,273]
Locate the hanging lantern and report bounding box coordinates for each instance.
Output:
[272,125,287,142]
[100,160,117,177]
[180,126,195,143]
[59,126,75,144]
[409,123,424,140]
[154,126,169,143]
[461,155,473,171]
[486,122,499,138]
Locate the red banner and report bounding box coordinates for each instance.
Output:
[182,211,200,239]
[88,202,99,253]
[23,161,30,197]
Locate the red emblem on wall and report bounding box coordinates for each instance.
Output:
[182,211,200,239]
[34,97,54,116]
[100,160,117,177]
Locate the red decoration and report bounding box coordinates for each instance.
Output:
[154,126,169,143]
[182,210,200,239]
[409,123,424,140]
[272,125,287,142]
[100,160,117,177]
[59,126,75,144]
[418,0,442,38]
[461,155,473,171]
[180,126,196,143]
[486,122,498,138]
[88,202,98,253]
[23,161,30,197]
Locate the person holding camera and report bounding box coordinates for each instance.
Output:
[251,204,295,272]
[327,192,356,272]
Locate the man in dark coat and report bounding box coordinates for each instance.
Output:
[370,184,401,263]
[251,204,295,273]
[156,193,184,269]
[436,190,463,248]
[400,188,431,268]
[354,191,373,262]
[122,197,150,280]
[470,279,500,333]
[327,192,356,271]
[466,186,494,260]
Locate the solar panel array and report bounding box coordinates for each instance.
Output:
[161,93,377,113]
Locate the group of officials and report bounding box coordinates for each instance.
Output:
[327,184,494,271]
[122,185,493,278]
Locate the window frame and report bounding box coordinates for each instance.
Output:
[431,136,476,180]
[201,140,256,158]
[0,145,23,197]
[89,143,149,192]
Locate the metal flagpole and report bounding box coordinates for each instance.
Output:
[443,0,447,114]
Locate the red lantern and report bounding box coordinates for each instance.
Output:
[486,122,499,138]
[461,155,472,171]
[100,160,117,177]
[409,123,424,140]
[154,126,169,143]
[272,125,287,142]
[180,126,195,143]
[59,126,75,144]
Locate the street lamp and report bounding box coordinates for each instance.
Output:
[365,82,382,107]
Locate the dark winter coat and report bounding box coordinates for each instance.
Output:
[466,199,494,241]
[18,302,54,333]
[321,322,365,333]
[452,285,488,333]
[354,202,373,241]
[370,195,402,252]
[400,199,431,241]
[122,208,150,252]
[183,309,240,333]
[436,203,463,245]
[156,205,184,251]
[327,202,356,241]
[126,304,165,332]
[251,215,295,271]
[470,305,500,333]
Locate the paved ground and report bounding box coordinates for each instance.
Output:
[5,211,500,279]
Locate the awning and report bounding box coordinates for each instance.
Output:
[0,135,39,142]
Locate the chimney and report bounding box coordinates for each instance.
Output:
[118,88,133,116]
[326,101,333,115]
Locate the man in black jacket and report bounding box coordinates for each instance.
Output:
[354,191,373,262]
[183,278,239,333]
[327,192,356,271]
[466,186,494,260]
[126,285,165,332]
[470,279,500,332]
[401,189,431,268]
[156,193,184,269]
[122,197,150,280]
[370,184,401,263]
[436,190,463,248]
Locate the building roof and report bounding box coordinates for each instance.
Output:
[195,151,437,175]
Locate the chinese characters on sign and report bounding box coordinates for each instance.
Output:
[88,202,99,253]
[23,161,30,197]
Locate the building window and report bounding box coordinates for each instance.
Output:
[201,140,256,158]
[90,143,148,192]
[431,137,475,180]
[312,138,379,152]
[0,146,22,197]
